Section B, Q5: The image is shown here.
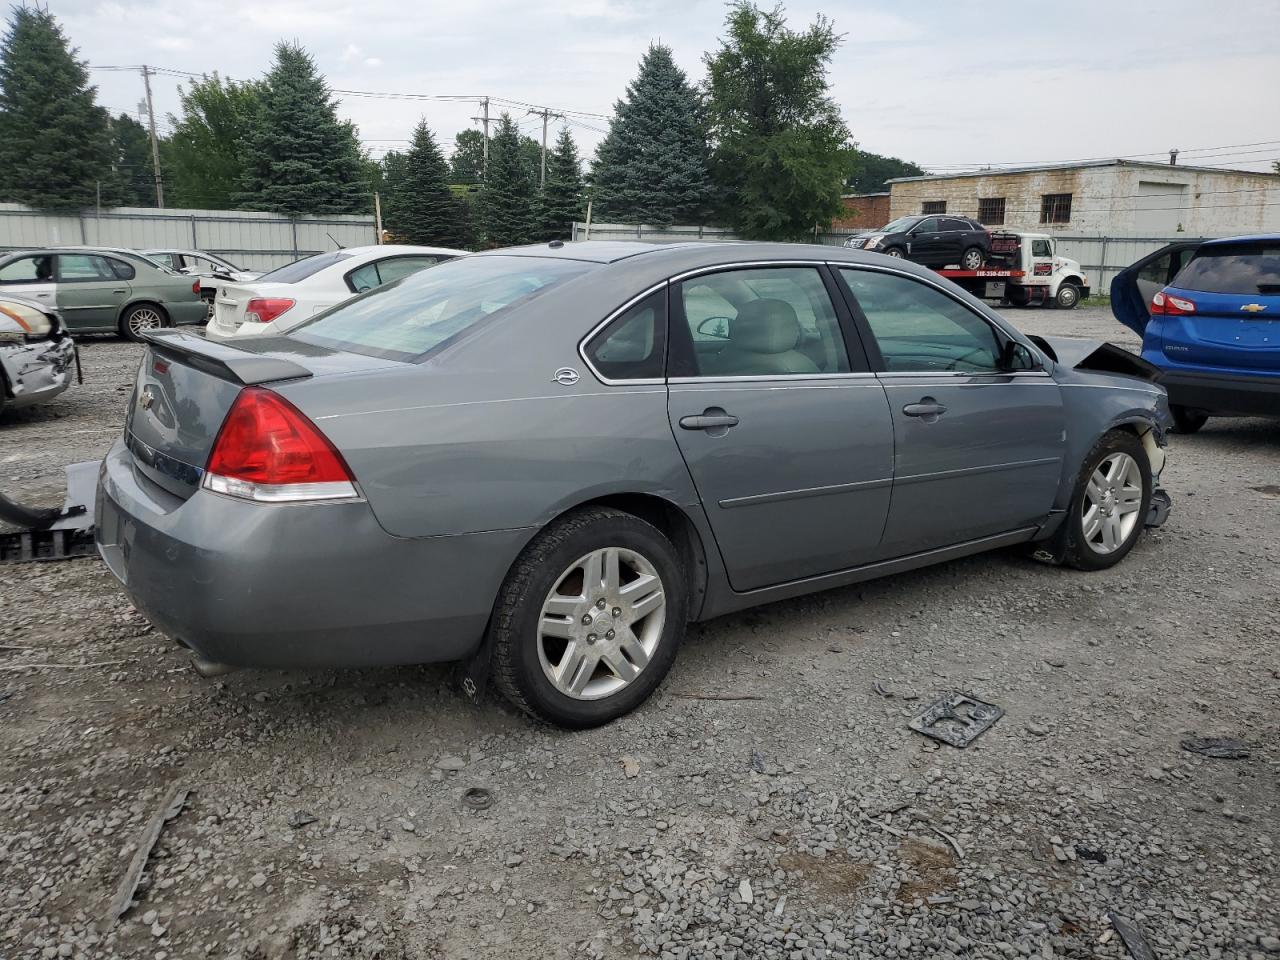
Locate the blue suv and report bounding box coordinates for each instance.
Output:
[1112,235,1280,433]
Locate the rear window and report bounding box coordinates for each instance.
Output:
[1174,244,1280,295]
[258,251,353,284]
[289,255,594,361]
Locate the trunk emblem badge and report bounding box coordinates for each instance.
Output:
[139,386,157,410]
[552,367,580,385]
[1240,304,1267,313]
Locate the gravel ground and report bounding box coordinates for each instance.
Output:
[1,308,1277,960]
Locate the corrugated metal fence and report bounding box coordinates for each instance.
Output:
[573,221,1196,294]
[0,203,378,271]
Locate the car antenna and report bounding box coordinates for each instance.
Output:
[327,232,344,250]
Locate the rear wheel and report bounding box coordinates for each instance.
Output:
[119,303,168,342]
[490,507,687,728]
[961,246,985,270]
[1170,405,1208,434]
[1061,431,1152,571]
[1054,284,1081,309]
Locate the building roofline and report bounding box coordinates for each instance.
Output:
[887,158,1280,184]
[840,191,891,199]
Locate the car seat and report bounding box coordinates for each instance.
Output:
[714,299,820,376]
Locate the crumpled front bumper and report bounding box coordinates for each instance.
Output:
[0,336,75,410]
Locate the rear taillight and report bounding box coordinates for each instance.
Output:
[244,297,296,325]
[192,280,202,295]
[1151,290,1197,316]
[203,387,358,503]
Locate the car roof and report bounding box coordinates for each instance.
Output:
[321,244,467,257]
[1199,234,1280,247]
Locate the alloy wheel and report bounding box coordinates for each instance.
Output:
[537,546,666,701]
[129,307,163,336]
[1082,452,1143,554]
[962,248,983,269]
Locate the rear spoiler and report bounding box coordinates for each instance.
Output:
[142,329,313,386]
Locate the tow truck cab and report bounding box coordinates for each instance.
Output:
[940,231,1089,309]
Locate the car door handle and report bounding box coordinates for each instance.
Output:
[903,399,947,418]
[679,411,739,431]
[111,289,127,294]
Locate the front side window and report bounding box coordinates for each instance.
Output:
[675,267,850,377]
[840,268,1005,374]
[291,255,593,361]
[914,217,940,233]
[584,290,666,381]
[1031,239,1053,258]
[56,254,116,281]
[1040,193,1072,224]
[0,255,52,283]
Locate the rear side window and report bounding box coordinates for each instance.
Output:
[584,290,666,381]
[106,257,135,280]
[258,251,353,284]
[1174,244,1280,295]
[291,255,593,361]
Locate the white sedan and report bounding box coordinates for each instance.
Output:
[205,244,464,340]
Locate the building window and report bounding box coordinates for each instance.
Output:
[978,197,1005,225]
[921,200,947,214]
[1040,193,1072,224]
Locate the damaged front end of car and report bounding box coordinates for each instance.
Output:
[0,296,80,413]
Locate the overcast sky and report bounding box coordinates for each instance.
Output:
[56,0,1280,174]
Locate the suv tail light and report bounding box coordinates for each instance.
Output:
[192,280,202,295]
[204,387,358,503]
[244,297,296,325]
[1151,290,1197,316]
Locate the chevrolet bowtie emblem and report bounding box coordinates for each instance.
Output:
[1240,303,1268,313]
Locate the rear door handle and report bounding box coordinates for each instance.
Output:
[111,289,127,294]
[679,413,739,431]
[903,399,947,419]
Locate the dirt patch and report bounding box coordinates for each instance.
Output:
[894,837,957,904]
[779,850,871,906]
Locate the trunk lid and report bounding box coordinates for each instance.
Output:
[211,280,294,335]
[1160,286,1280,370]
[125,330,398,500]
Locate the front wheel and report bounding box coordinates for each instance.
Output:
[1061,431,1152,571]
[490,507,687,728]
[1170,405,1208,434]
[1054,284,1081,309]
[961,246,984,270]
[119,303,168,341]
[882,247,905,259]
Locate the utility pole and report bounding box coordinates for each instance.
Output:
[529,107,563,187]
[373,192,383,243]
[140,65,165,208]
[1169,147,1179,166]
[481,97,490,182]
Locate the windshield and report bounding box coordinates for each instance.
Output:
[258,251,353,284]
[289,255,595,361]
[880,217,922,234]
[1174,244,1280,295]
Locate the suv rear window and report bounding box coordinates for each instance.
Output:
[258,251,353,284]
[1173,244,1280,295]
[290,255,594,361]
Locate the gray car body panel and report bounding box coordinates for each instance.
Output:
[97,241,1172,668]
[0,295,76,412]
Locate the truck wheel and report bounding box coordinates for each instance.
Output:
[490,507,687,728]
[882,247,905,258]
[1006,285,1031,307]
[961,246,984,270]
[1054,284,1081,309]
[1170,405,1208,434]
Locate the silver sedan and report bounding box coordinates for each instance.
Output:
[97,241,1173,727]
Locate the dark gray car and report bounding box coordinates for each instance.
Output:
[97,242,1173,727]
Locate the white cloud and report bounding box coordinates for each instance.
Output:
[364,57,383,68]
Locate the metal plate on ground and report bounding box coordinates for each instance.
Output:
[909,692,1004,748]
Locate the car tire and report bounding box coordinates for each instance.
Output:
[882,247,905,258]
[119,303,169,342]
[1054,284,1081,309]
[1170,405,1208,434]
[1060,430,1152,571]
[961,246,985,270]
[490,506,687,728]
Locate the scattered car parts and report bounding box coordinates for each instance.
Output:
[0,460,99,564]
[0,294,79,414]
[909,692,1004,748]
[1180,736,1250,759]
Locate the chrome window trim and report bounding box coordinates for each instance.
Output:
[577,280,670,387]
[670,372,880,384]
[875,370,1055,381]
[825,260,1055,372]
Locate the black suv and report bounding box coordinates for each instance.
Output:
[844,215,991,270]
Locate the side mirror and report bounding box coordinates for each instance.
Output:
[1001,340,1041,372]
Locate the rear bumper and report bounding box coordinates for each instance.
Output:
[0,336,75,409]
[95,439,533,668]
[1157,368,1280,418]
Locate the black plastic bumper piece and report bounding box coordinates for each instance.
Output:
[1159,369,1279,418]
[1146,488,1172,529]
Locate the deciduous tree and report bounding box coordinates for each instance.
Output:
[165,74,264,209]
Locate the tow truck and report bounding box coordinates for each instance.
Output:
[936,231,1090,309]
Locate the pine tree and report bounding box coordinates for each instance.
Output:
[382,120,470,248]
[705,2,851,240]
[236,42,369,215]
[538,127,584,240]
[165,74,264,209]
[0,7,116,210]
[477,114,536,247]
[591,44,713,226]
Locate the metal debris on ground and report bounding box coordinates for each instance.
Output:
[1108,911,1157,960]
[908,692,1004,748]
[105,783,191,925]
[872,680,893,698]
[288,810,318,829]
[750,748,766,774]
[1075,846,1108,864]
[1180,736,1250,759]
[0,461,100,565]
[462,787,494,811]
